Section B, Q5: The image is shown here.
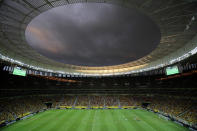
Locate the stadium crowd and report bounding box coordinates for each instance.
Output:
[0,96,46,122]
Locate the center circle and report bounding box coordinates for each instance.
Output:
[25,3,161,67]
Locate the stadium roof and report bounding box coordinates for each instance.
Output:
[0,0,197,76]
[25,3,161,67]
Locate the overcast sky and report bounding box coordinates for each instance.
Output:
[25,3,160,66]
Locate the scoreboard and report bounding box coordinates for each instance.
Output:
[13,67,26,76]
[166,66,179,76]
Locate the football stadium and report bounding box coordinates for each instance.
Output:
[0,0,197,131]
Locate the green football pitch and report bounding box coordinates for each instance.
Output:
[1,109,190,131]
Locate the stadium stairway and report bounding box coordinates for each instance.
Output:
[177,105,195,118]
[72,96,78,108]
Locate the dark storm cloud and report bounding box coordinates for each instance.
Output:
[25,3,161,66]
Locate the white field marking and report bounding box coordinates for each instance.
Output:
[92,110,97,131]
[139,118,156,131]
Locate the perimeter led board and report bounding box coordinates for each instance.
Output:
[166,66,179,76]
[13,67,26,76]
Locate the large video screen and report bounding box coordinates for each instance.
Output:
[166,66,179,76]
[13,67,26,76]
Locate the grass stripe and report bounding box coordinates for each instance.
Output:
[120,109,147,131]
[104,110,118,131]
[98,110,108,131]
[109,110,127,131]
[84,110,96,131]
[57,110,84,131]
[47,110,77,131]
[66,110,88,131]
[131,110,157,131]
[133,110,188,131]
[76,109,93,131]
[30,110,64,131]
